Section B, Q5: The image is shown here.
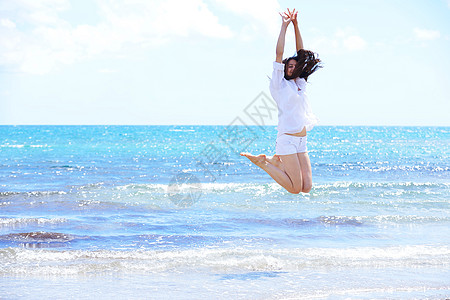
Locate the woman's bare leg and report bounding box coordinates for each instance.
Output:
[267,154,285,171]
[297,152,312,193]
[240,152,303,194]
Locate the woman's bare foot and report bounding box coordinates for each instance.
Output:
[240,152,267,168]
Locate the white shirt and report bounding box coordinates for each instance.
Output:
[269,61,319,137]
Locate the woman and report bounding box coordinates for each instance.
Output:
[241,8,322,194]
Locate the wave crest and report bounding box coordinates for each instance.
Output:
[1,245,449,275]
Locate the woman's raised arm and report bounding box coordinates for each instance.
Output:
[290,9,304,51]
[275,12,292,63]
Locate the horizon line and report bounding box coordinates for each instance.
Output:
[1,124,449,127]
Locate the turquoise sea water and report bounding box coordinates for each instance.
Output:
[0,125,449,299]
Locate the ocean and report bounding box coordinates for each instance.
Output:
[0,125,449,299]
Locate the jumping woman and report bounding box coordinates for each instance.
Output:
[241,8,322,194]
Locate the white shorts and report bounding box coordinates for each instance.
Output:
[275,134,308,155]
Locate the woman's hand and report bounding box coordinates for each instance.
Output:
[279,10,292,27]
[288,8,298,26]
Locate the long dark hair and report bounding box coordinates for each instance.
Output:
[282,49,322,81]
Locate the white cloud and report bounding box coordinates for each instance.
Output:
[342,35,367,51]
[0,0,233,74]
[1,19,16,29]
[213,0,280,39]
[413,28,441,41]
[153,0,233,38]
[309,27,367,54]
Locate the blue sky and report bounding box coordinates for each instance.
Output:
[0,0,449,125]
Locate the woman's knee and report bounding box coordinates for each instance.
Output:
[287,184,302,194]
[302,186,311,193]
[288,186,310,194]
[302,180,312,193]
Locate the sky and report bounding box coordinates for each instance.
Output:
[0,0,449,126]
